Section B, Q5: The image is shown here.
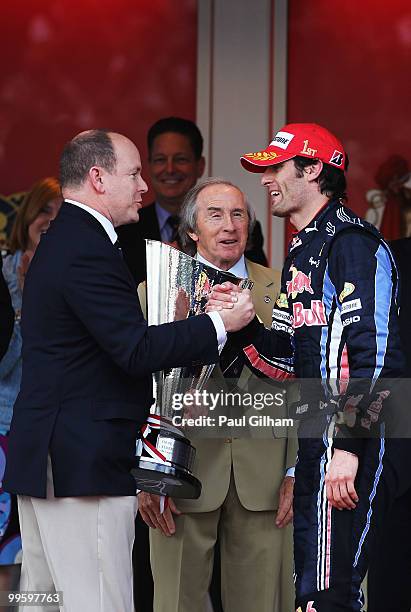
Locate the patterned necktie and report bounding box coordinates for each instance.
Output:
[166,215,181,246]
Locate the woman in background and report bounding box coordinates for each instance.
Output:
[0,177,61,594]
[0,259,13,362]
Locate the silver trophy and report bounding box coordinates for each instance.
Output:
[132,240,253,499]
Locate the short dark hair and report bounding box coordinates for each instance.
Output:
[147,117,203,160]
[293,155,349,200]
[59,129,117,188]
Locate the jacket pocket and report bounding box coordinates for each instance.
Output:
[92,401,145,422]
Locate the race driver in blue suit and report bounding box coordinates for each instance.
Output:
[207,123,410,612]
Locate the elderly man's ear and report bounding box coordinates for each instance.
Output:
[187,231,199,243]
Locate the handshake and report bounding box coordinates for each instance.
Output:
[206,281,255,332]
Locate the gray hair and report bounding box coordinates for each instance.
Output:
[179,177,256,256]
[59,129,117,188]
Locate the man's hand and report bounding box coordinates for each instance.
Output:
[138,492,181,536]
[218,289,255,331]
[325,449,359,510]
[174,288,190,321]
[206,283,255,332]
[207,282,241,308]
[181,389,209,420]
[275,476,294,528]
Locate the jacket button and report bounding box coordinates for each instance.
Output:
[264,295,271,303]
[224,438,232,443]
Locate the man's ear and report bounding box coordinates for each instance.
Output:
[303,159,323,183]
[89,167,105,193]
[196,156,206,179]
[188,230,199,243]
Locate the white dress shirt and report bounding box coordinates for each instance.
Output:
[196,252,248,278]
[65,199,118,244]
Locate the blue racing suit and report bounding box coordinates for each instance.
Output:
[231,199,407,611]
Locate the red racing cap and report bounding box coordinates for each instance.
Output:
[240,123,347,173]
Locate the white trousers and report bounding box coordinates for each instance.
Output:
[17,458,137,612]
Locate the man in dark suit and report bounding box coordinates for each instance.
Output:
[0,257,14,361]
[117,117,268,285]
[3,129,254,612]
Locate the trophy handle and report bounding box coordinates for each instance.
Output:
[133,414,201,499]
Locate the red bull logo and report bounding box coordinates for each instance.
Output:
[287,266,314,298]
[293,301,326,328]
[361,389,390,430]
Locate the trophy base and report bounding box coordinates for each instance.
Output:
[132,459,202,499]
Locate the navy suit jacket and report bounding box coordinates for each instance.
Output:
[117,202,268,284]
[0,257,14,361]
[4,203,219,498]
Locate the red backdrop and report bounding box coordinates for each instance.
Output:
[286,0,411,242]
[0,0,197,198]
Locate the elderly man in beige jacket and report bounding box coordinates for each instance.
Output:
[138,177,296,612]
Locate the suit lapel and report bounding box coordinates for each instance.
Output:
[61,202,112,242]
[246,259,280,328]
[139,202,162,240]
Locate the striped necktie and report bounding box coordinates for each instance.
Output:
[166,215,181,247]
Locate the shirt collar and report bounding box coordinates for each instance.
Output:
[288,198,340,254]
[196,252,248,278]
[65,199,118,244]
